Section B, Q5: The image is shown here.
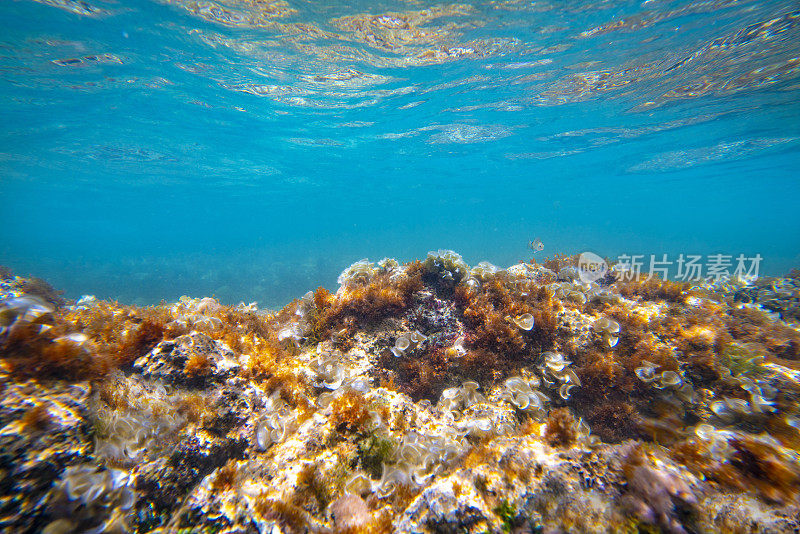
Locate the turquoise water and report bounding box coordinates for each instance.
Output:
[1,0,799,307]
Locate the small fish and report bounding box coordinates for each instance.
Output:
[528,238,544,252]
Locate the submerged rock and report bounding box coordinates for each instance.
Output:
[1,254,800,533]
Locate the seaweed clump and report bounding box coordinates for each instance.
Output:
[312,260,424,342]
[0,295,113,380]
[13,276,66,308]
[726,306,800,361]
[91,374,195,465]
[544,407,578,448]
[673,428,800,504]
[329,389,387,434]
[617,276,690,303]
[620,447,697,534]
[456,275,559,359]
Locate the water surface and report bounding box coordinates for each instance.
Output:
[1,0,799,306]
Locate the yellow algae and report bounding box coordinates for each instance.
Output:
[3,254,800,533]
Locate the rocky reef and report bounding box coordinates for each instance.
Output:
[1,253,800,533]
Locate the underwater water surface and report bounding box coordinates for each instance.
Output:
[1,0,799,306]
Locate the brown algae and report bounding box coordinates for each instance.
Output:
[1,255,800,533]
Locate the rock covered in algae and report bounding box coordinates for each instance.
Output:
[1,258,800,533]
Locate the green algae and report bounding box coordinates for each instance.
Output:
[358,434,397,478]
[494,499,517,533]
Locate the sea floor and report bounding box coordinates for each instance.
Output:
[1,252,799,533]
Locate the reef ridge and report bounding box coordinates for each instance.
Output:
[1,253,800,533]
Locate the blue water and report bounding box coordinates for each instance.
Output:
[1,0,799,307]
